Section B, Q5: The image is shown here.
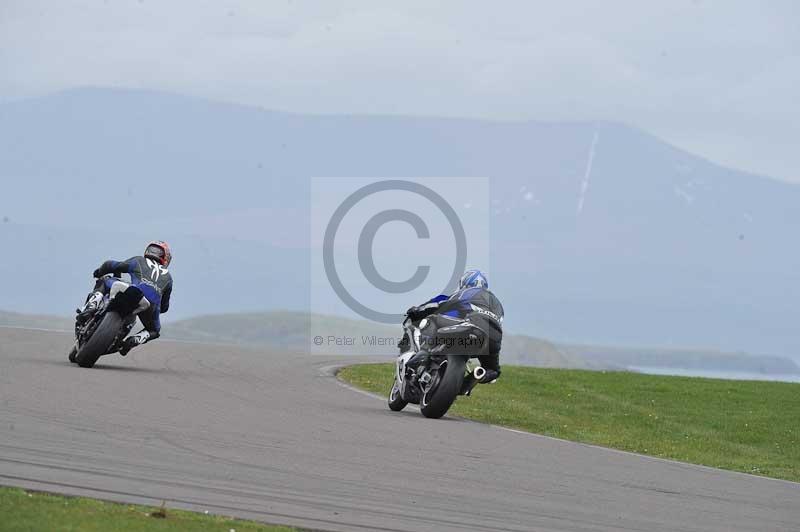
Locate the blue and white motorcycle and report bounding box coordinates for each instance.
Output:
[389,315,492,418]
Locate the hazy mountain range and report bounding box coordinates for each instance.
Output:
[5,310,798,376]
[1,88,798,361]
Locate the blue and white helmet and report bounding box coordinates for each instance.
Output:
[458,269,488,290]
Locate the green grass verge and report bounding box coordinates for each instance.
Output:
[0,487,298,532]
[339,364,800,482]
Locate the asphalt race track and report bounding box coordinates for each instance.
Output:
[0,327,797,532]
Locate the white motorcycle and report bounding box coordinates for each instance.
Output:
[389,315,492,419]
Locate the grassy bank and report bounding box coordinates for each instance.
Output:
[338,364,800,482]
[0,487,298,532]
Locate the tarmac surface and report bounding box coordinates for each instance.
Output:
[0,327,797,531]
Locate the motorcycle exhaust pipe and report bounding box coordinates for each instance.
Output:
[473,366,486,381]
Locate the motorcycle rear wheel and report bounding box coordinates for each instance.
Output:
[420,355,466,419]
[75,312,122,368]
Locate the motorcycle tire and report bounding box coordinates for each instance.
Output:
[75,312,122,368]
[68,344,78,363]
[388,380,409,411]
[420,355,466,419]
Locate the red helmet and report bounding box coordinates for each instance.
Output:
[144,240,172,267]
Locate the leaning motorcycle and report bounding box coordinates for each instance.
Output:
[389,316,493,419]
[68,275,144,368]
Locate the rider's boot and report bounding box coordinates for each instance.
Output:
[479,369,499,384]
[119,330,151,357]
[119,330,160,356]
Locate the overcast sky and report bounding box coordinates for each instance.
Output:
[1,1,798,182]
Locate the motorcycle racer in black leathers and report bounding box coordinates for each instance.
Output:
[76,241,173,356]
[403,269,504,383]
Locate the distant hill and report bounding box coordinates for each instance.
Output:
[3,310,797,374]
[167,311,399,356]
[166,310,588,368]
[0,311,72,331]
[565,344,800,375]
[1,87,799,359]
[499,334,589,369]
[0,309,584,367]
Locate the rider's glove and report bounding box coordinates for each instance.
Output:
[406,306,421,320]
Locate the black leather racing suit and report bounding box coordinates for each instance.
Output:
[406,287,504,375]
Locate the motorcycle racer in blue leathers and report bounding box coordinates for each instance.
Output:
[76,241,173,356]
[403,269,504,382]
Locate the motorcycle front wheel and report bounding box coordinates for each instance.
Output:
[75,312,122,368]
[68,343,78,363]
[388,379,409,411]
